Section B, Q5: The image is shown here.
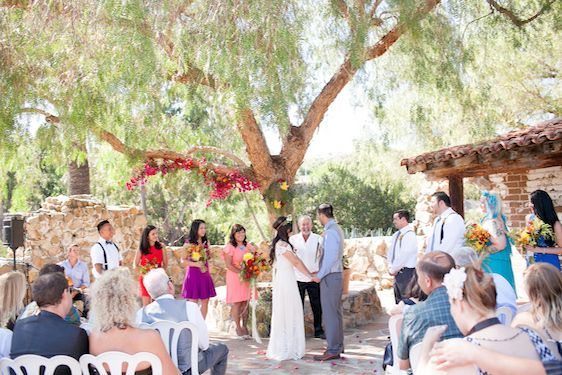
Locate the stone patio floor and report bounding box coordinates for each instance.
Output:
[208,288,395,375]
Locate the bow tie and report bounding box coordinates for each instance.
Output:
[105,240,113,245]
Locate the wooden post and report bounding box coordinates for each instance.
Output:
[448,175,464,218]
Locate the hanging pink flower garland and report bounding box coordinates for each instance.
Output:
[126,158,259,206]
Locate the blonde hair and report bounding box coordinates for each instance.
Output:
[0,271,27,327]
[461,263,497,316]
[525,263,562,332]
[90,267,138,332]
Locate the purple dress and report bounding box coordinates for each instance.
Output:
[181,243,217,299]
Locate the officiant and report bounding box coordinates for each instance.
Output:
[290,215,325,339]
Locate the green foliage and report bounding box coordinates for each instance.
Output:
[294,165,415,234]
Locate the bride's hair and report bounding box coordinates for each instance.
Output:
[269,216,293,265]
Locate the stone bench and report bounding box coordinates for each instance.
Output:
[206,281,383,337]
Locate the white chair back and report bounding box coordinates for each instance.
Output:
[0,355,81,375]
[139,320,199,375]
[79,351,162,375]
[385,314,404,375]
[409,342,423,373]
[496,306,514,325]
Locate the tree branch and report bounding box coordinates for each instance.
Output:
[185,146,247,168]
[20,107,60,123]
[279,0,441,179]
[486,0,557,27]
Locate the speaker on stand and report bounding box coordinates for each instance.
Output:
[2,216,25,271]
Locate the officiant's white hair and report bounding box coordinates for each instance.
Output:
[143,268,170,299]
[298,215,312,225]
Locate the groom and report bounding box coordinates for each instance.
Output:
[312,203,344,361]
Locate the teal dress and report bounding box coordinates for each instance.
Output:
[481,219,516,291]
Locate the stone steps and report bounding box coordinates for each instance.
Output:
[206,281,382,337]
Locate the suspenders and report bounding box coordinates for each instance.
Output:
[97,242,120,270]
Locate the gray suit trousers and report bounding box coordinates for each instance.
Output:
[320,272,344,355]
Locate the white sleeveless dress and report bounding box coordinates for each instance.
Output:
[266,241,306,360]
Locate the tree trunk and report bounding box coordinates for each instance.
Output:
[68,144,91,195]
[5,171,16,211]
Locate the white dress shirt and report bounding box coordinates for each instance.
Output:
[135,294,209,350]
[90,237,123,279]
[426,207,465,254]
[289,232,322,282]
[388,224,418,274]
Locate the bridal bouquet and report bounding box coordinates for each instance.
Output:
[514,218,554,249]
[239,251,270,282]
[186,243,209,273]
[464,223,492,254]
[139,257,160,275]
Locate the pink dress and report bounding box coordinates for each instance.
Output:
[222,243,255,304]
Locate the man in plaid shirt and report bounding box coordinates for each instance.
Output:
[397,251,463,370]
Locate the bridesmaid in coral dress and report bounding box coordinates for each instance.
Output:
[134,225,167,306]
[222,224,256,338]
[181,219,217,319]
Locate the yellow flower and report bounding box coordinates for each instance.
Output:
[279,181,289,191]
[191,252,201,261]
[273,200,282,209]
[243,252,254,262]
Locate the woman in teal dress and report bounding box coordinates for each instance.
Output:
[480,191,516,290]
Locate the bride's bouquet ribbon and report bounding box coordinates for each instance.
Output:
[239,249,270,344]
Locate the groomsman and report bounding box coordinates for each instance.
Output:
[388,210,418,304]
[426,191,465,254]
[312,204,344,361]
[90,220,123,279]
[290,215,325,339]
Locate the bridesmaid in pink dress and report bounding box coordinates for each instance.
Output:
[222,224,255,337]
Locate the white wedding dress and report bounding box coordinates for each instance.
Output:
[266,241,306,360]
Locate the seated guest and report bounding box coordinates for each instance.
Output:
[88,268,180,375]
[0,271,26,358]
[59,244,90,290]
[10,272,89,375]
[387,272,427,316]
[424,326,560,375]
[451,247,516,324]
[18,264,81,325]
[397,251,462,370]
[435,263,558,374]
[512,262,562,355]
[138,268,229,375]
[59,244,90,317]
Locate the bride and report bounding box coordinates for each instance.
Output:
[266,216,315,361]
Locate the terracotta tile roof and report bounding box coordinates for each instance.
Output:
[400,117,562,168]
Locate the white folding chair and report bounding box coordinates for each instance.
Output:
[0,355,81,375]
[496,306,515,325]
[409,342,423,373]
[79,351,162,375]
[385,314,404,375]
[139,320,199,375]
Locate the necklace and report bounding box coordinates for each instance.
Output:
[467,317,501,336]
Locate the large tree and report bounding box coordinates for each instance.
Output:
[1,0,559,219]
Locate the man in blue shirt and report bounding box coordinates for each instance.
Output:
[312,203,345,361]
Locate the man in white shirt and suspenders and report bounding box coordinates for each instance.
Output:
[387,210,418,304]
[426,191,465,254]
[290,215,325,339]
[90,220,123,279]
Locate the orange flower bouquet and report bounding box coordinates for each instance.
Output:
[186,243,209,273]
[464,223,492,254]
[239,251,270,282]
[138,257,160,275]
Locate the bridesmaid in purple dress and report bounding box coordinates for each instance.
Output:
[181,219,217,319]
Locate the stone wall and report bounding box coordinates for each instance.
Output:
[20,195,147,281]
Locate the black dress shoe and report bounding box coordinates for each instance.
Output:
[313,352,341,361]
[314,332,326,339]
